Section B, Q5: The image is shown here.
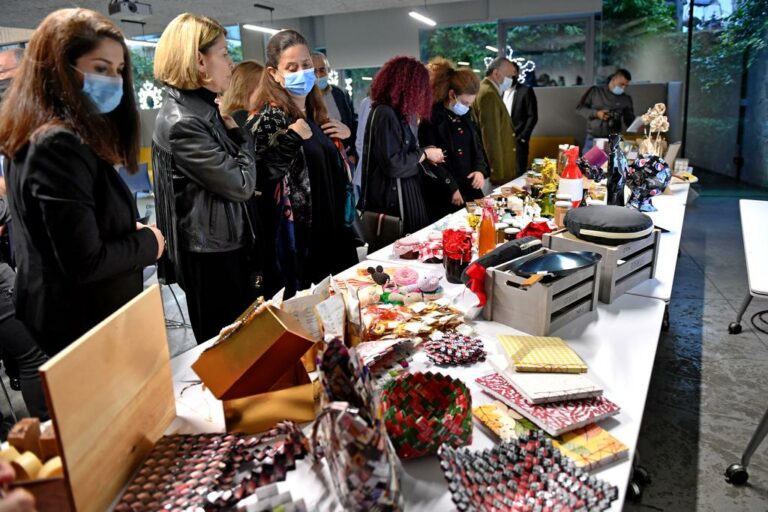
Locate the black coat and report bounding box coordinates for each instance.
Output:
[5,127,158,355]
[359,104,429,235]
[508,84,538,142]
[329,85,358,160]
[152,88,257,283]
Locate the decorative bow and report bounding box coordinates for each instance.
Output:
[464,262,488,307]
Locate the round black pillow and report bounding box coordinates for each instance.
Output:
[564,205,653,246]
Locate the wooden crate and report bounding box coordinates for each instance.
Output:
[483,248,601,335]
[543,229,660,304]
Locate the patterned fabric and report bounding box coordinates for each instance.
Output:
[251,103,312,228]
[476,372,620,436]
[498,335,588,373]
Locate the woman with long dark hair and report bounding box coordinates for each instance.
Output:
[152,13,257,343]
[359,56,444,236]
[220,60,264,127]
[0,8,163,356]
[248,29,357,297]
[419,58,488,221]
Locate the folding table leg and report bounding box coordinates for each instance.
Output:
[725,405,768,485]
[728,294,753,334]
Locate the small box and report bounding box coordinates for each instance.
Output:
[483,248,601,335]
[543,229,660,304]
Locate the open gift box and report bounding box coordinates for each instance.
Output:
[192,303,319,434]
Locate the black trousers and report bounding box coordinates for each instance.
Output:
[178,248,253,344]
[0,309,50,419]
[516,139,531,175]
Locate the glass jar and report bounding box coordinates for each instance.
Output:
[504,227,520,241]
[554,200,572,228]
[495,223,509,245]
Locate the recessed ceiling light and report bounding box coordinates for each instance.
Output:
[408,11,437,27]
[243,24,280,35]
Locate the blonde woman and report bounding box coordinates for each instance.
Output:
[152,13,257,343]
[219,60,264,127]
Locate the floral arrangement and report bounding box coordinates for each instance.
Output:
[639,103,670,157]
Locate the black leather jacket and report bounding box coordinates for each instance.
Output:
[152,87,257,281]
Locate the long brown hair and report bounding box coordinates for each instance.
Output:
[428,57,480,105]
[219,60,264,115]
[0,8,140,172]
[251,29,328,124]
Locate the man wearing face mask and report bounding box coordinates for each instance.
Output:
[311,52,358,164]
[0,49,24,99]
[503,61,538,175]
[472,57,518,183]
[576,68,634,151]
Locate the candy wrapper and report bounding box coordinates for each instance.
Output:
[318,338,375,420]
[368,338,420,391]
[438,430,619,512]
[116,422,309,511]
[361,301,464,341]
[424,333,486,366]
[625,155,672,212]
[381,372,472,459]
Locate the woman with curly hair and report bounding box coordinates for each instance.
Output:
[359,56,445,238]
[419,58,488,221]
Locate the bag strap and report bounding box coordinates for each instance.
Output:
[362,105,405,221]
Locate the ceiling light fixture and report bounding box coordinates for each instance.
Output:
[472,69,481,73]
[409,11,436,26]
[243,24,280,35]
[485,45,498,53]
[457,61,470,66]
[361,76,373,81]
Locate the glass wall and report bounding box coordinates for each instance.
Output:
[419,22,497,77]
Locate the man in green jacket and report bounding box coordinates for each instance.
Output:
[472,57,518,184]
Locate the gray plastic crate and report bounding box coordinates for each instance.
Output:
[543,228,660,304]
[482,248,601,335]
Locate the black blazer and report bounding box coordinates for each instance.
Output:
[330,85,358,160]
[6,127,158,355]
[508,84,538,142]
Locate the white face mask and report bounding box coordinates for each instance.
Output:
[499,76,513,93]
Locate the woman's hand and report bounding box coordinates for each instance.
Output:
[137,223,165,260]
[467,171,485,190]
[0,461,35,512]
[451,189,464,206]
[321,119,351,140]
[424,147,445,164]
[288,119,313,140]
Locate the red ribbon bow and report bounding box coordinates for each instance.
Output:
[465,262,488,307]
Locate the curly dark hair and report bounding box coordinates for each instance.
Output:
[370,56,432,120]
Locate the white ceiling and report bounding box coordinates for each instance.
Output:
[0,0,467,36]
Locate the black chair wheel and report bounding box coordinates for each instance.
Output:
[725,463,749,485]
[627,480,644,502]
[634,465,651,485]
[662,310,670,331]
[728,322,743,335]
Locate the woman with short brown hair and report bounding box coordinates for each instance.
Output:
[220,60,264,126]
[0,8,163,355]
[152,13,257,343]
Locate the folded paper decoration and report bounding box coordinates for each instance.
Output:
[381,372,472,459]
[438,430,619,511]
[476,372,620,436]
[487,355,602,404]
[116,422,309,511]
[498,335,588,374]
[553,424,629,471]
[192,303,317,433]
[472,401,537,442]
[424,333,486,366]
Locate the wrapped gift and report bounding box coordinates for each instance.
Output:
[192,302,318,433]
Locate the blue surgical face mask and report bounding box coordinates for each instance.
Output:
[611,85,625,95]
[450,101,470,116]
[74,67,123,113]
[499,76,513,94]
[282,68,316,97]
[317,75,329,91]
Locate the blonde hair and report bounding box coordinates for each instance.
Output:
[153,13,226,89]
[219,60,264,115]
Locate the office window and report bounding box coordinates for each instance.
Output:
[420,22,498,76]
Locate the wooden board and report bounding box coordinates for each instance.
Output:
[39,285,175,512]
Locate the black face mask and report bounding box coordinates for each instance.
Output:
[0,78,11,99]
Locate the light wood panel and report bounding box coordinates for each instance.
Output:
[39,285,175,512]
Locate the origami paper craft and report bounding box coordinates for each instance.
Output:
[438,430,619,511]
[498,335,588,374]
[476,373,620,436]
[553,424,629,471]
[423,333,486,366]
[381,372,472,459]
[472,401,537,442]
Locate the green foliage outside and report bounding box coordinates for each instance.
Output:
[420,22,497,71]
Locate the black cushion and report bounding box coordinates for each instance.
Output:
[564,206,653,246]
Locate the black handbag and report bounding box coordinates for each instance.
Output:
[359,107,405,252]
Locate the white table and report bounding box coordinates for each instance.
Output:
[729,200,768,334]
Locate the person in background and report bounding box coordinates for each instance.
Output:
[152,13,256,343]
[419,58,488,221]
[219,60,264,127]
[249,30,357,298]
[353,91,372,202]
[311,52,358,164]
[360,56,444,235]
[472,57,517,184]
[503,61,538,175]
[0,8,163,356]
[0,49,24,98]
[577,68,634,151]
